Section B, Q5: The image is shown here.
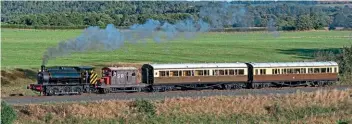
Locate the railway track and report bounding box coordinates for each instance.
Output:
[3,85,352,105]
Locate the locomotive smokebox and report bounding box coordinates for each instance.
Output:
[41,65,45,72]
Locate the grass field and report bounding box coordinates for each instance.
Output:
[2,28,351,69]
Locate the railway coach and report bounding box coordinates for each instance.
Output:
[246,61,339,88]
[141,63,249,91]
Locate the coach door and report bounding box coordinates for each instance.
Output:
[125,70,137,85]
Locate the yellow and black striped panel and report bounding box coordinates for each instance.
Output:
[90,70,98,84]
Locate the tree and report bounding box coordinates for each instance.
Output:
[1,101,17,124]
[296,14,313,30]
[345,15,352,29]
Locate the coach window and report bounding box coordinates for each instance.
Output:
[204,70,209,76]
[229,69,235,75]
[308,68,313,73]
[239,69,244,75]
[213,70,218,76]
[286,69,291,74]
[301,68,306,74]
[273,69,280,75]
[171,70,179,76]
[314,68,320,73]
[195,70,203,76]
[260,69,266,75]
[321,68,327,73]
[334,67,337,73]
[160,71,166,77]
[183,70,192,76]
[327,68,331,73]
[255,69,259,75]
[218,70,225,75]
[294,68,300,74]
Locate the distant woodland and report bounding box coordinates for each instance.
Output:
[1,1,352,30]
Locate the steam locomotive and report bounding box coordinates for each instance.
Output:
[28,61,339,96]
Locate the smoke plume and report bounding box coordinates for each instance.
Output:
[42,18,209,65]
[267,18,280,37]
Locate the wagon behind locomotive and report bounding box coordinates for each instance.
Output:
[247,61,339,88]
[95,67,147,93]
[141,63,249,91]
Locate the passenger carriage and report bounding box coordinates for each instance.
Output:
[247,61,339,88]
[141,63,249,91]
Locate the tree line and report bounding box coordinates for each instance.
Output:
[1,1,352,30]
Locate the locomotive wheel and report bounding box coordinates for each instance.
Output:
[64,86,71,93]
[52,88,59,95]
[75,87,82,95]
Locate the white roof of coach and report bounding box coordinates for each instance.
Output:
[149,63,247,69]
[250,61,338,68]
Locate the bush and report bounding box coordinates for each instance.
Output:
[130,99,156,116]
[337,120,349,124]
[1,101,17,124]
[44,113,53,123]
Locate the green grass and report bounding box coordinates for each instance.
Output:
[1,28,352,69]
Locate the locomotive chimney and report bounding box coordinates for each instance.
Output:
[41,65,45,72]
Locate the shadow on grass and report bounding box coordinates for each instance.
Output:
[15,68,38,80]
[277,48,342,60]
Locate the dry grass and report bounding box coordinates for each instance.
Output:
[13,89,352,124]
[157,89,350,116]
[1,69,38,97]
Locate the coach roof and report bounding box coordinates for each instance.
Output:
[147,63,248,69]
[249,61,338,68]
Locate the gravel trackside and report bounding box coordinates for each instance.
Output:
[3,85,352,105]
